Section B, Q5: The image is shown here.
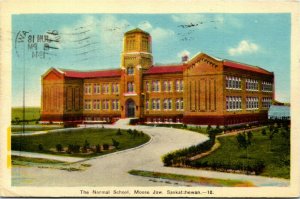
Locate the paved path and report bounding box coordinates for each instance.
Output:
[12,120,289,187]
[11,151,84,163]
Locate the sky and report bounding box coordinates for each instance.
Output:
[12,13,291,107]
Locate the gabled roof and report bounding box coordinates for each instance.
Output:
[144,64,184,75]
[223,60,273,75]
[59,68,122,78]
[125,28,150,35]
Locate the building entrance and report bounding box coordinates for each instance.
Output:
[126,99,135,118]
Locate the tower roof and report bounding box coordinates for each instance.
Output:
[124,28,150,35]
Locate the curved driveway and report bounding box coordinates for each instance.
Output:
[12,121,289,187]
[12,122,208,186]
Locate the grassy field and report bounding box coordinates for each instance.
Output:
[12,128,150,157]
[190,128,290,179]
[11,107,41,124]
[11,126,64,133]
[129,170,254,187]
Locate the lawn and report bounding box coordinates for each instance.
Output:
[190,128,290,179]
[11,107,40,124]
[11,126,64,133]
[12,128,150,157]
[129,170,254,187]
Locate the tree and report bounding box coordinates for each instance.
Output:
[112,138,120,149]
[96,144,101,153]
[38,144,43,151]
[261,128,267,136]
[116,128,122,135]
[56,144,63,152]
[236,131,253,173]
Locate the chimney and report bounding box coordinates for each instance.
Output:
[182,55,189,63]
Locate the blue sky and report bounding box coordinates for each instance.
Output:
[12,13,291,106]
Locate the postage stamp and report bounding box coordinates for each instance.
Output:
[0,0,300,197]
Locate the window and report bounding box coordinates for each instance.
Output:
[246,97,259,110]
[93,84,100,94]
[151,99,160,110]
[127,82,134,92]
[127,67,134,75]
[175,80,184,92]
[112,99,119,110]
[246,79,258,91]
[262,81,272,92]
[146,100,149,110]
[226,76,241,90]
[152,80,160,92]
[163,80,172,92]
[226,96,242,111]
[262,97,272,108]
[146,81,150,92]
[93,99,100,110]
[84,100,92,110]
[112,83,119,94]
[84,84,92,95]
[176,98,184,110]
[102,84,109,94]
[102,100,109,110]
[163,99,173,110]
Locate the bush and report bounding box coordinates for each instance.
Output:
[96,144,101,153]
[112,138,120,149]
[38,144,43,151]
[102,143,109,150]
[67,144,80,153]
[162,139,215,167]
[56,144,63,152]
[191,159,265,175]
[116,128,122,135]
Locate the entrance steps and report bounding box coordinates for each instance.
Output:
[113,118,135,126]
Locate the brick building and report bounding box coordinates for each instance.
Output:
[41,28,274,125]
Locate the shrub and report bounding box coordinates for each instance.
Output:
[261,128,267,136]
[162,139,215,167]
[127,129,133,136]
[38,144,43,151]
[56,144,63,152]
[102,143,109,150]
[67,144,80,153]
[96,144,101,153]
[116,128,122,135]
[112,138,120,149]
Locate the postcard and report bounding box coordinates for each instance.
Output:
[0,0,299,197]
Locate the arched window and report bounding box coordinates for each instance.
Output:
[127,67,134,75]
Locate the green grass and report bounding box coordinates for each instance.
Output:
[12,107,41,124]
[12,128,150,157]
[11,126,64,133]
[12,155,66,165]
[129,170,254,187]
[191,129,290,179]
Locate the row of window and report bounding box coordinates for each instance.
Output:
[246,79,259,91]
[226,76,241,89]
[262,81,273,92]
[84,83,119,95]
[226,96,272,111]
[225,76,272,92]
[145,98,184,111]
[146,80,184,92]
[84,99,120,110]
[146,117,182,123]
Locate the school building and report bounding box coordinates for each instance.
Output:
[41,28,274,125]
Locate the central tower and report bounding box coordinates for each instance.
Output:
[120,28,153,118]
[121,28,153,70]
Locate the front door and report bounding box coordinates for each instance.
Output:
[126,99,135,118]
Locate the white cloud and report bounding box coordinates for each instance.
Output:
[228,40,259,56]
[177,50,190,58]
[171,14,205,24]
[137,21,174,41]
[138,21,153,31]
